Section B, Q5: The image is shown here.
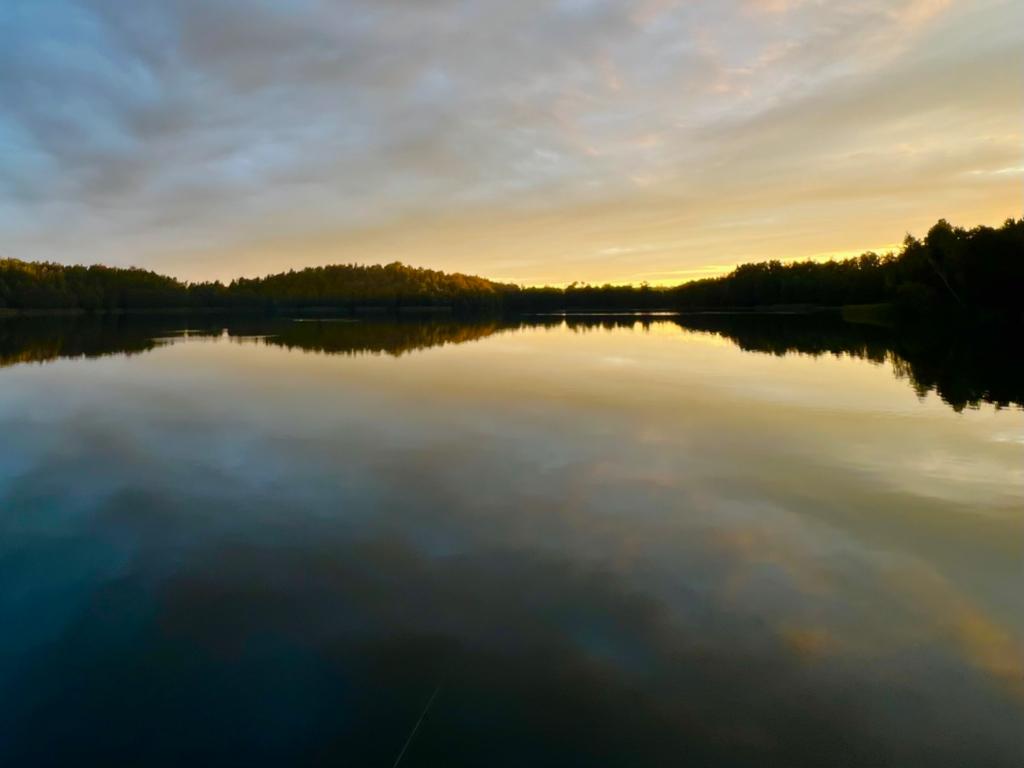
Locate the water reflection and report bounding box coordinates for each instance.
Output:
[1,313,1020,412]
[672,313,1024,412]
[0,315,1021,765]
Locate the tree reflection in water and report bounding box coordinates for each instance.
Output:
[0,313,1019,412]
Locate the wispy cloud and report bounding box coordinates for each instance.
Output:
[0,0,1019,282]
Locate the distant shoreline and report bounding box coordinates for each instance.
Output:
[0,304,461,319]
[0,303,892,323]
[2,218,1020,323]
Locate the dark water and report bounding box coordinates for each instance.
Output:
[1,315,1021,766]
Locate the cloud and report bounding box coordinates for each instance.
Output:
[0,0,1019,282]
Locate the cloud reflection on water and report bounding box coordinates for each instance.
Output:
[0,316,1021,765]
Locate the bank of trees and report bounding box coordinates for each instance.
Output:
[0,261,192,311]
[664,218,1023,320]
[0,260,512,313]
[2,218,1020,319]
[509,218,1023,321]
[224,262,510,311]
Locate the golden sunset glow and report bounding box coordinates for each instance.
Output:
[2,0,1019,284]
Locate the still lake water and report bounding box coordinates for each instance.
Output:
[0,315,1021,766]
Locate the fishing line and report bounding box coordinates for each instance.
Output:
[391,680,444,768]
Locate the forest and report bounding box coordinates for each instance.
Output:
[0,261,509,313]
[511,218,1023,321]
[1,218,1020,322]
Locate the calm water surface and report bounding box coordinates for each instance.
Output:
[1,316,1021,766]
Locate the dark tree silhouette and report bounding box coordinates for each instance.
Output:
[1,218,1020,321]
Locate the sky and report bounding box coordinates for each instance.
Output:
[0,0,1021,286]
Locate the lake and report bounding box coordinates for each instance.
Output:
[1,314,1021,766]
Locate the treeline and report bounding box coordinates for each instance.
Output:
[510,218,1024,320]
[673,218,1022,321]
[223,262,509,311]
[1,218,1020,320]
[0,260,511,313]
[0,261,193,311]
